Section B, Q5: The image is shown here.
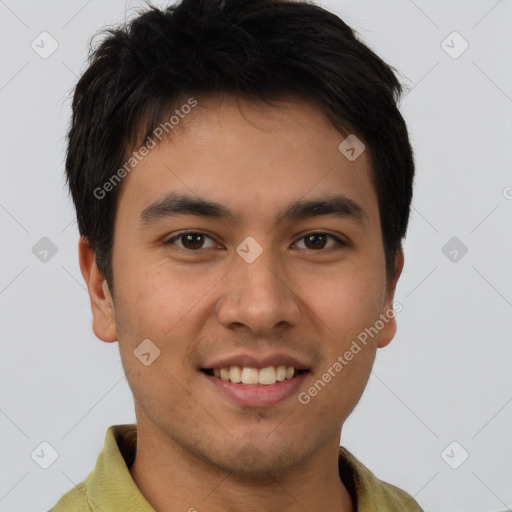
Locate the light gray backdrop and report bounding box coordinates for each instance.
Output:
[0,1,511,511]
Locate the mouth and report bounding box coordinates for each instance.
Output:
[200,365,311,408]
[201,366,310,386]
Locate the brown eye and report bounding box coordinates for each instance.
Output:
[181,233,205,250]
[164,231,345,252]
[164,232,217,251]
[294,233,345,251]
[304,233,327,249]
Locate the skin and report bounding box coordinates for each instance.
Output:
[79,94,403,512]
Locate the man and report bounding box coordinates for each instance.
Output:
[51,0,422,510]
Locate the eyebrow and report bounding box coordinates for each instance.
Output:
[139,192,368,227]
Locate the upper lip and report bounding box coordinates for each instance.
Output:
[202,352,311,371]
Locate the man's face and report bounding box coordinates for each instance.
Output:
[84,95,400,476]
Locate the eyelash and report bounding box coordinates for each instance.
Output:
[163,231,347,252]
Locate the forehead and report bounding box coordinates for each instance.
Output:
[115,95,378,227]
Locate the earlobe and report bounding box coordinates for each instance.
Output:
[377,250,404,349]
[78,237,118,343]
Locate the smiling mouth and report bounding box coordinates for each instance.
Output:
[201,366,309,386]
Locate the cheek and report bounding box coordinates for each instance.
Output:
[298,336,376,431]
[112,260,225,366]
[115,260,200,323]
[297,264,383,403]
[304,263,385,340]
[111,263,208,411]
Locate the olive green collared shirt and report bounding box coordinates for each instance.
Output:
[50,424,424,511]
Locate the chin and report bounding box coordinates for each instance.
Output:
[207,442,300,480]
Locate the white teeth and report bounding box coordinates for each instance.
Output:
[241,367,259,384]
[229,366,242,383]
[259,366,276,385]
[276,365,287,381]
[210,365,299,385]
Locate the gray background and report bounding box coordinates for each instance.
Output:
[0,0,511,511]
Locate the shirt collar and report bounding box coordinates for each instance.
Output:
[84,424,412,511]
[85,424,154,511]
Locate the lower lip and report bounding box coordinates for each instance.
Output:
[202,371,309,408]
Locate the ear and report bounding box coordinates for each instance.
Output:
[78,236,118,342]
[377,250,404,349]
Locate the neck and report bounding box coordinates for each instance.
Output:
[129,420,354,512]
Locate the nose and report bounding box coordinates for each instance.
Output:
[215,246,301,336]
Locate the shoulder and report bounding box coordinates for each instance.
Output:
[338,446,424,512]
[369,479,424,511]
[48,481,91,512]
